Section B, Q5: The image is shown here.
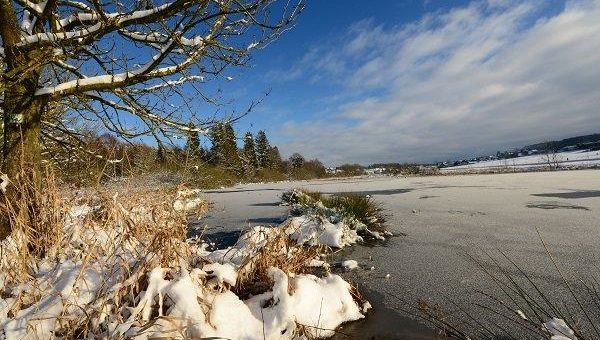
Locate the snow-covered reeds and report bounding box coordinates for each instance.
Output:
[282,189,388,240]
[234,227,326,298]
[0,173,367,339]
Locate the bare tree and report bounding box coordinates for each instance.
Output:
[542,142,562,169]
[0,0,302,238]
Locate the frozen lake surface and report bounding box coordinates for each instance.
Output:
[198,170,600,338]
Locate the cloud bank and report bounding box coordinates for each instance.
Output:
[279,0,600,165]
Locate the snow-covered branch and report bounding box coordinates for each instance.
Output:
[1,0,303,165]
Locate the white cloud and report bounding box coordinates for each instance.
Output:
[279,0,600,165]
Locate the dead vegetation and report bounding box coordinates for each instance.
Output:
[0,170,364,339]
[235,229,326,298]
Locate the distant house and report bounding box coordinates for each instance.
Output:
[325,167,343,175]
[365,167,386,175]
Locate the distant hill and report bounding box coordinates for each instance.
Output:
[525,133,600,151]
[438,133,600,168]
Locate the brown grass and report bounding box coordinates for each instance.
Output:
[235,228,327,298]
[0,166,212,338]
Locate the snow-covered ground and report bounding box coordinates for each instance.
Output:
[442,150,600,172]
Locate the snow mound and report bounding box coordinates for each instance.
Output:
[173,189,207,212]
[286,215,362,248]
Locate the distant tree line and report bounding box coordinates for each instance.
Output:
[54,122,328,187]
[330,163,429,176]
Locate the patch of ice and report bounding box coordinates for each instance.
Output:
[544,318,577,340]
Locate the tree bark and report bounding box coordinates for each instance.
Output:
[0,0,45,239]
[0,85,44,239]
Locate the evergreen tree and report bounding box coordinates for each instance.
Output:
[242,132,258,176]
[185,122,201,160]
[212,122,242,174]
[290,153,304,169]
[268,146,283,170]
[255,130,270,169]
[209,122,225,165]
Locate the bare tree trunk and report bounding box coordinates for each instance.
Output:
[0,86,44,239]
[0,1,44,238]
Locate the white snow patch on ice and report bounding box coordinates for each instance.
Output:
[342,260,358,270]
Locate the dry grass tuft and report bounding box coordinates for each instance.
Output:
[1,167,65,282]
[235,228,326,298]
[282,188,387,234]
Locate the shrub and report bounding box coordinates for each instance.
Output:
[329,193,385,232]
[281,189,387,238]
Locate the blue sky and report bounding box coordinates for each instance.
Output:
[201,0,600,165]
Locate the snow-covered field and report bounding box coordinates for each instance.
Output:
[442,150,600,172]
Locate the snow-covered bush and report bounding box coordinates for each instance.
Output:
[281,189,390,242]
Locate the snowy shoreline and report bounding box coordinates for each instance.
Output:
[0,189,378,339]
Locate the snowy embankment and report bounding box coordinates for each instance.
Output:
[442,150,600,172]
[0,188,374,339]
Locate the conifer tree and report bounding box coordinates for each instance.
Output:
[209,123,223,165]
[255,130,271,169]
[290,153,305,169]
[220,123,243,174]
[268,146,283,170]
[242,132,258,176]
[185,122,201,160]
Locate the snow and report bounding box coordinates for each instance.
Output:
[35,39,185,96]
[0,174,9,193]
[443,150,600,172]
[21,10,33,33]
[286,216,363,248]
[173,197,205,212]
[342,260,358,270]
[173,189,206,212]
[133,75,205,92]
[4,261,102,339]
[202,262,237,286]
[309,258,330,269]
[23,22,103,45]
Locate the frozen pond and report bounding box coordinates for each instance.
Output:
[197,170,600,337]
